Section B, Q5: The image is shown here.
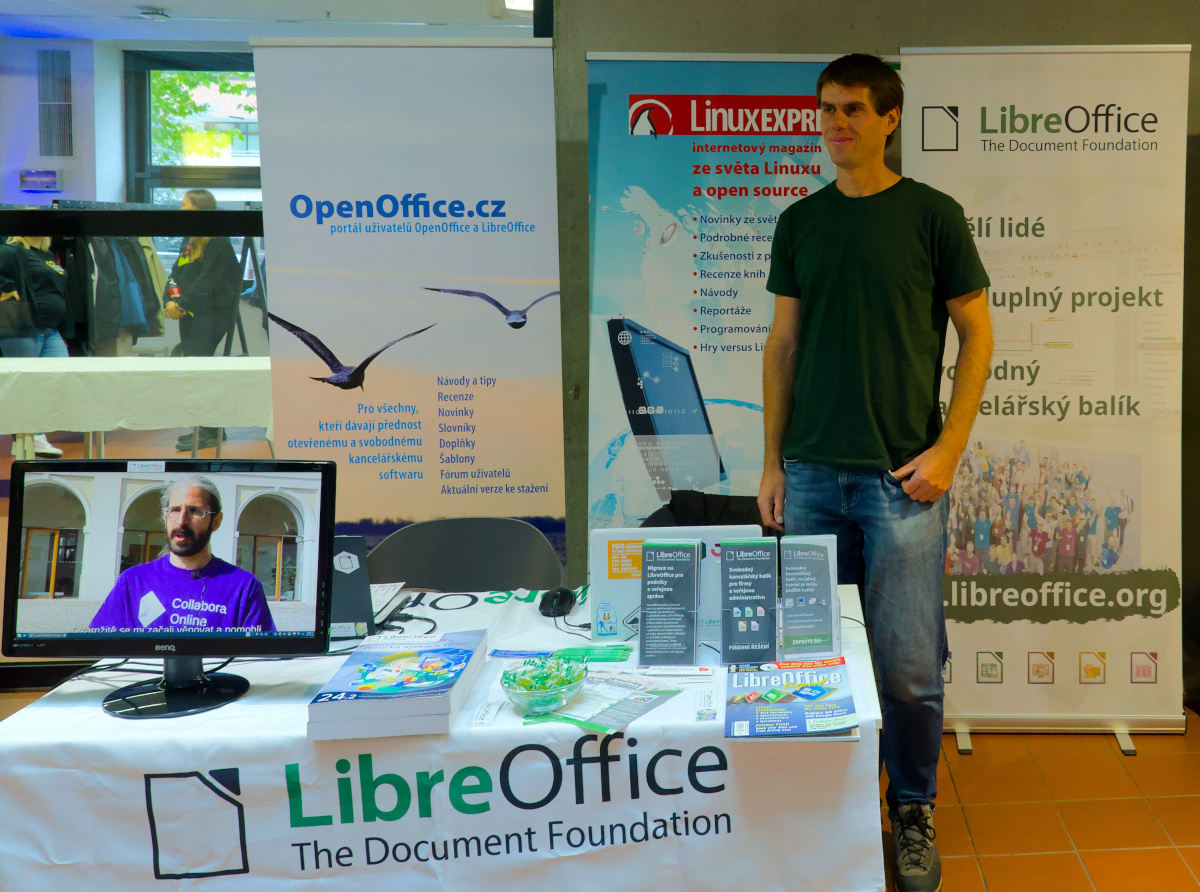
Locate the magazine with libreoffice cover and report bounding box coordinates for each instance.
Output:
[724,657,858,739]
[1,459,336,660]
[308,629,487,722]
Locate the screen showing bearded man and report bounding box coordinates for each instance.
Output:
[89,475,277,633]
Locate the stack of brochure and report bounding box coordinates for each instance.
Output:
[307,629,487,740]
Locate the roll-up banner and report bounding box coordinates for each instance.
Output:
[586,55,836,530]
[255,40,565,554]
[901,45,1189,731]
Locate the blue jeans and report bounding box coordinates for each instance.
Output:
[0,329,68,358]
[784,459,949,812]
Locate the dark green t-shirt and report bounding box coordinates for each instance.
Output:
[766,177,990,470]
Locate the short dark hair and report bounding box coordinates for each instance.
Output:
[816,54,904,146]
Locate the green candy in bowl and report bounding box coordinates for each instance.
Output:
[501,656,587,715]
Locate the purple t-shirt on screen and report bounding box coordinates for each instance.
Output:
[89,554,277,633]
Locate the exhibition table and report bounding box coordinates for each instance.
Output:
[0,356,273,457]
[0,586,884,891]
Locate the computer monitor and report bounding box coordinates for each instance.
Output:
[607,317,727,498]
[2,459,336,718]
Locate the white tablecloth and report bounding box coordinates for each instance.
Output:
[0,585,884,891]
[0,357,272,432]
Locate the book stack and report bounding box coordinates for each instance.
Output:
[307,629,487,740]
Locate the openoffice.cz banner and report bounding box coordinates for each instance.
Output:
[945,569,1179,624]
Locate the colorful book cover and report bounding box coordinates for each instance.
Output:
[308,629,487,722]
[724,657,857,739]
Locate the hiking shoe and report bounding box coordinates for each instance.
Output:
[176,428,226,451]
[892,804,941,892]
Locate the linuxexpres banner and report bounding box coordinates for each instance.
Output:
[902,46,1189,729]
[587,56,833,529]
[256,41,564,549]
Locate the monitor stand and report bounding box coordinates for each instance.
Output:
[102,656,249,719]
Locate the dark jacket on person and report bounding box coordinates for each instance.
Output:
[0,241,74,339]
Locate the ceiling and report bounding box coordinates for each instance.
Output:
[0,0,533,42]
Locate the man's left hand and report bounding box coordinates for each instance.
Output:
[891,443,961,502]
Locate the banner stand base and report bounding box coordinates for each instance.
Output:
[947,713,1186,737]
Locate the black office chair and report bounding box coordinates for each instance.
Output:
[365,516,565,592]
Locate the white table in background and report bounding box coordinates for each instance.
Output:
[0,356,272,457]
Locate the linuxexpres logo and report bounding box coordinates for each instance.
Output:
[285,733,730,873]
[629,94,819,137]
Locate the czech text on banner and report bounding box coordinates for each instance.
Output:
[256,40,565,556]
[901,45,1189,730]
[586,55,835,531]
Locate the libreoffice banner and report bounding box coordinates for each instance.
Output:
[586,55,835,530]
[901,45,1189,730]
[255,40,564,545]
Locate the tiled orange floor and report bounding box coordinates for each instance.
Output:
[879,708,1200,889]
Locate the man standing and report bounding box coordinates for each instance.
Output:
[90,475,276,633]
[758,55,992,892]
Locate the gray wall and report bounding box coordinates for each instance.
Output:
[550,0,1200,639]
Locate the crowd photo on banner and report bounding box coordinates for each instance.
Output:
[947,439,1138,576]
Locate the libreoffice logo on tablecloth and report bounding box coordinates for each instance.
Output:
[922,106,959,151]
[145,769,249,879]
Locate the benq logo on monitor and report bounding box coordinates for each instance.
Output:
[155,644,176,652]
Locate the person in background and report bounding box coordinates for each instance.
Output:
[0,236,74,457]
[166,189,244,451]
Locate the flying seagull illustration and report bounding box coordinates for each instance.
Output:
[423,287,559,329]
[266,312,435,390]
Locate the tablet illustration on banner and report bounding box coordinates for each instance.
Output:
[976,651,1003,684]
[266,312,437,390]
[1131,652,1158,684]
[144,770,249,879]
[942,659,952,684]
[1027,651,1055,684]
[1080,652,1107,684]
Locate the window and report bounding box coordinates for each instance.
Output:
[120,488,168,573]
[19,484,86,599]
[125,51,260,206]
[236,495,301,601]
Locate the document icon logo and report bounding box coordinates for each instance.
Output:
[1079,652,1106,684]
[1131,652,1158,684]
[976,651,1003,683]
[922,106,959,151]
[145,770,249,879]
[1028,652,1055,684]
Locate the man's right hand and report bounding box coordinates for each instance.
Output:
[758,464,786,532]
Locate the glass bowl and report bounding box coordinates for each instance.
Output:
[501,673,586,715]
